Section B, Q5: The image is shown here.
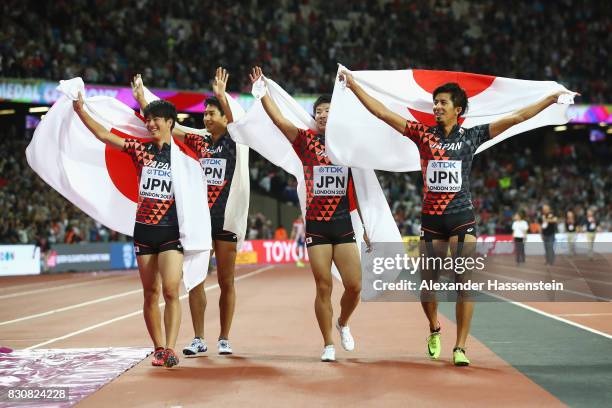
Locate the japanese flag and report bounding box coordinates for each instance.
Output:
[26,78,211,290]
[327,66,574,172]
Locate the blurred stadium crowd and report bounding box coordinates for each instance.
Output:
[1,0,609,101]
[0,0,609,245]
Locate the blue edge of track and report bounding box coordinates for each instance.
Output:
[439,301,612,407]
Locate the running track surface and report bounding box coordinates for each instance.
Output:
[1,260,611,407]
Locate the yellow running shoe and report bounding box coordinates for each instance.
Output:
[453,347,470,366]
[427,330,441,360]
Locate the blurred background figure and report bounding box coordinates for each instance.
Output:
[290,216,306,268]
[584,209,598,260]
[540,205,558,266]
[512,211,528,265]
[565,210,577,256]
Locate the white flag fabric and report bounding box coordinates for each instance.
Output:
[327,66,573,172]
[227,76,402,281]
[140,84,250,249]
[26,77,211,291]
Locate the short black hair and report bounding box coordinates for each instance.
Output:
[313,94,332,116]
[143,100,177,129]
[205,96,225,116]
[433,83,468,116]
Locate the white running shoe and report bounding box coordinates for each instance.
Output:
[336,320,355,351]
[182,337,207,356]
[321,345,336,362]
[217,339,233,355]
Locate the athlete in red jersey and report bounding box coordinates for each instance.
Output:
[73,94,183,368]
[341,69,576,366]
[133,68,239,356]
[250,66,369,362]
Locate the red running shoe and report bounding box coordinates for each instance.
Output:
[164,348,179,368]
[151,347,166,367]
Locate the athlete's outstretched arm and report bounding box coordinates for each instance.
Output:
[249,66,299,142]
[131,74,186,141]
[489,90,578,138]
[212,67,234,125]
[73,92,125,150]
[339,70,406,134]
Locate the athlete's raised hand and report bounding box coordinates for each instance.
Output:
[131,74,144,101]
[338,70,356,90]
[212,67,229,97]
[131,74,148,111]
[550,89,580,104]
[249,66,264,83]
[73,92,85,113]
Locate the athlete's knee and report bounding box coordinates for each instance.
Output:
[218,275,235,292]
[315,279,332,298]
[456,290,472,303]
[143,285,160,303]
[343,279,361,295]
[162,285,180,302]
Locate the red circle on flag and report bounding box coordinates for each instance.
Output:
[412,70,496,98]
[105,146,138,203]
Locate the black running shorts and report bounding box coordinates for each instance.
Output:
[421,210,477,241]
[305,218,355,247]
[133,223,183,256]
[211,217,238,243]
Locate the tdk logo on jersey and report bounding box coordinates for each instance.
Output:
[431,142,463,151]
[430,161,458,169]
[318,166,344,173]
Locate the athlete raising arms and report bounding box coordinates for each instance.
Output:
[74,94,183,368]
[340,69,575,366]
[250,66,369,362]
[133,68,240,356]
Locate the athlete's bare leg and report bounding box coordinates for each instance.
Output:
[137,254,163,348]
[308,244,334,346]
[420,239,449,331]
[449,233,477,349]
[158,249,184,350]
[332,242,362,327]
[188,282,207,338]
[215,240,237,340]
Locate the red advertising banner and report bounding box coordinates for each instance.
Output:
[236,240,308,265]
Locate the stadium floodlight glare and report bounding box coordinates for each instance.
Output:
[0,109,16,115]
[607,127,612,134]
[554,125,567,131]
[599,122,607,127]
[177,113,190,119]
[29,106,50,113]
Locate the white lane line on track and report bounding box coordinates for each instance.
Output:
[0,288,142,326]
[476,270,611,301]
[496,263,612,287]
[0,275,135,300]
[510,301,612,340]
[24,265,275,350]
[557,313,612,317]
[467,273,612,340]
